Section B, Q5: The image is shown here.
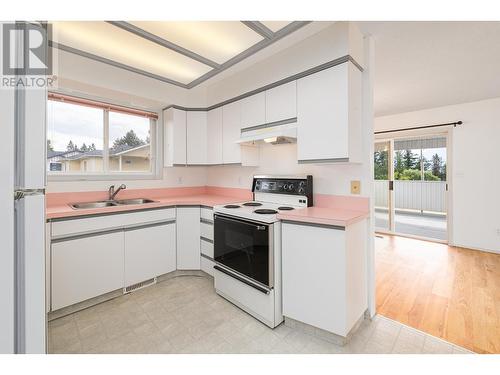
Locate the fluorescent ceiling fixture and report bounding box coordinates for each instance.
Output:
[128,21,264,65]
[260,21,292,32]
[51,21,212,84]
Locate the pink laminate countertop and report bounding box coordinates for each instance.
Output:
[277,206,369,227]
[46,194,242,220]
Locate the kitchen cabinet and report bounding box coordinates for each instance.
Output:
[222,101,242,164]
[222,101,259,166]
[281,219,367,338]
[186,111,208,165]
[241,91,266,129]
[164,108,186,166]
[297,63,362,163]
[207,107,223,164]
[265,81,297,124]
[176,207,201,270]
[124,222,176,286]
[51,231,124,310]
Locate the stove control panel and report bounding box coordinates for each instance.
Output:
[252,175,313,206]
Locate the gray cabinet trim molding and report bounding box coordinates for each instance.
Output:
[298,157,350,164]
[163,55,363,112]
[281,220,346,231]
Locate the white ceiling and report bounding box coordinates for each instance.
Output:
[358,21,500,116]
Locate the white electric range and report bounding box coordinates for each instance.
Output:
[212,175,313,328]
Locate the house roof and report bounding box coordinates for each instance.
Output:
[48,144,149,161]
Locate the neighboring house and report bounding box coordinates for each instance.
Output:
[47,144,150,173]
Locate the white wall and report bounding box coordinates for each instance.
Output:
[375,97,500,253]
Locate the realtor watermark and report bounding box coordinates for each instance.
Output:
[1,22,55,89]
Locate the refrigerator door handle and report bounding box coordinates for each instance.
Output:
[14,189,45,201]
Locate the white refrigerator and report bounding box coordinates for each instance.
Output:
[0,22,47,354]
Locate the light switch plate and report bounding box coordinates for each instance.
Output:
[351,180,361,194]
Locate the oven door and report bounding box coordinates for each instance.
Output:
[214,214,273,289]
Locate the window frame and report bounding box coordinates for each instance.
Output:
[47,92,163,182]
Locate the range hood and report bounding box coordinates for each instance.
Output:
[237,120,297,145]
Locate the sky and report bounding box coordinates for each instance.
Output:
[47,101,150,151]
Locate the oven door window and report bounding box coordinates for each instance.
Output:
[214,215,270,287]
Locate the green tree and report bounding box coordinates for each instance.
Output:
[374,150,388,180]
[394,151,405,179]
[66,140,78,151]
[431,154,443,179]
[402,149,420,170]
[89,143,96,151]
[424,171,440,181]
[398,169,421,180]
[112,130,145,149]
[80,143,88,152]
[47,139,54,152]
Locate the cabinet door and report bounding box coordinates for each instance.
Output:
[164,108,186,166]
[297,65,349,162]
[124,222,176,286]
[282,223,347,335]
[222,101,242,164]
[51,231,124,310]
[265,81,297,123]
[186,111,208,165]
[176,207,201,270]
[207,108,223,164]
[241,92,265,129]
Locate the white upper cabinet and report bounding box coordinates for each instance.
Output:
[222,101,259,165]
[186,111,208,165]
[207,107,223,165]
[222,101,242,164]
[297,63,362,163]
[241,92,266,129]
[265,81,297,124]
[164,108,186,166]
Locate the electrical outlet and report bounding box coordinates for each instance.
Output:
[238,176,242,185]
[351,180,361,195]
[177,176,183,185]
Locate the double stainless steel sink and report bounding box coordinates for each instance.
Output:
[70,198,156,210]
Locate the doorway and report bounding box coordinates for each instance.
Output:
[374,134,448,242]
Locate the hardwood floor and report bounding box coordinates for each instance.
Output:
[375,234,500,354]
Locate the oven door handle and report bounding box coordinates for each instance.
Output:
[214,213,269,228]
[213,265,271,295]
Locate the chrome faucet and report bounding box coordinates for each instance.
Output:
[108,184,126,201]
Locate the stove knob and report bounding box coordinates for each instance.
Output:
[283,184,288,191]
[299,181,306,188]
[288,184,295,191]
[298,187,305,194]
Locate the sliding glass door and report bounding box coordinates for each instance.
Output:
[374,135,448,242]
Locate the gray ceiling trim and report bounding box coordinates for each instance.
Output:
[241,21,274,39]
[106,21,220,69]
[185,21,312,88]
[163,54,362,112]
[49,41,189,88]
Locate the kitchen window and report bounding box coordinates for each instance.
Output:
[47,93,161,180]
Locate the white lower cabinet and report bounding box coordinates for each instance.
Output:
[51,231,124,311]
[282,219,367,337]
[176,207,201,270]
[124,222,176,286]
[200,256,215,277]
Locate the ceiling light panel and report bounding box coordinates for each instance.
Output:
[260,21,292,32]
[51,21,212,84]
[129,21,264,65]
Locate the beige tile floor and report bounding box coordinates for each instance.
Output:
[48,275,474,354]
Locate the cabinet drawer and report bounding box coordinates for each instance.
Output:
[200,238,214,258]
[52,208,175,238]
[200,221,213,241]
[200,207,213,221]
[200,256,215,277]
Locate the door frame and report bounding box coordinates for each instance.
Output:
[374,129,452,244]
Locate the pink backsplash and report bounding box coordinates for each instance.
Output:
[314,194,370,213]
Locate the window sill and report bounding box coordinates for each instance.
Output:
[47,172,162,182]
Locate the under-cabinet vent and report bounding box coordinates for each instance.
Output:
[124,277,156,293]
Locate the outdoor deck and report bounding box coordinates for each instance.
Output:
[375,208,447,241]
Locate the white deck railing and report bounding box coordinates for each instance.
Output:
[374,180,447,213]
